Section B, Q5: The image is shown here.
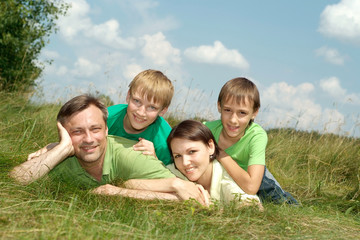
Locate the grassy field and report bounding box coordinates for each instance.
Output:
[1,92,359,239]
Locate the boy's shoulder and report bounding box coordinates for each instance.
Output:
[108,104,127,114]
[204,119,222,129]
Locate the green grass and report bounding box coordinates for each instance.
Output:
[1,91,359,239]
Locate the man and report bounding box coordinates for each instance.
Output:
[10,95,209,205]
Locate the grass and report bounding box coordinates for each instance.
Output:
[1,91,359,239]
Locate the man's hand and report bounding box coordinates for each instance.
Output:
[133,138,157,158]
[92,184,122,195]
[56,121,74,157]
[172,179,210,207]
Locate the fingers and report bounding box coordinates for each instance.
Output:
[133,138,157,157]
[197,184,210,207]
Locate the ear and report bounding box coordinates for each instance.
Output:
[105,126,108,136]
[217,102,222,113]
[126,90,131,103]
[252,108,259,119]
[208,139,216,155]
[158,107,168,116]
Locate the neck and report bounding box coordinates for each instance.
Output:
[196,162,213,193]
[79,157,104,182]
[123,114,145,134]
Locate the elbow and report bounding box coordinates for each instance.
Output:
[243,184,260,195]
[9,167,33,185]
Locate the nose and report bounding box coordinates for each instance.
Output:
[83,130,94,143]
[137,105,146,116]
[229,112,237,123]
[182,155,191,166]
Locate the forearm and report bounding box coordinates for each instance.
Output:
[124,178,180,192]
[92,184,180,201]
[219,156,264,195]
[10,143,72,185]
[124,178,209,206]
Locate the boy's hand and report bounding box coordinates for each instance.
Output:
[27,142,59,161]
[133,138,157,158]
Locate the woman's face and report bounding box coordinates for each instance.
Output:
[170,138,215,182]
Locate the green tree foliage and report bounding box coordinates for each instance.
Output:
[0,0,67,92]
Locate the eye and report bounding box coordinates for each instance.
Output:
[72,130,82,135]
[173,154,181,159]
[92,127,102,132]
[189,150,197,154]
[147,105,158,112]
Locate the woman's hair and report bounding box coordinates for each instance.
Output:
[167,119,220,161]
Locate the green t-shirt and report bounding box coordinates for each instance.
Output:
[107,104,172,165]
[50,135,175,189]
[204,120,267,171]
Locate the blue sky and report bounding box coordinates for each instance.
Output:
[39,0,360,137]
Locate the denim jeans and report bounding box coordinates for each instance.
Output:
[257,167,299,205]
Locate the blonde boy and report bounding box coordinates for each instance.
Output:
[107,69,174,165]
[205,77,298,204]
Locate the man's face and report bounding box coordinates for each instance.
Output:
[124,89,167,134]
[63,105,108,166]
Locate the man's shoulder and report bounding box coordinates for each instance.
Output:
[107,135,137,148]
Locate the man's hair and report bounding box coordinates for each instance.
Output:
[167,120,220,162]
[128,69,174,109]
[218,77,260,112]
[57,94,108,125]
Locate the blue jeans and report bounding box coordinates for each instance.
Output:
[257,167,299,205]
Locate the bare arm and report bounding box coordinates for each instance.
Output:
[218,151,264,195]
[124,178,210,206]
[10,122,74,185]
[92,184,180,201]
[27,142,59,161]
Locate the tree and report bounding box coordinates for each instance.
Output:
[0,0,67,92]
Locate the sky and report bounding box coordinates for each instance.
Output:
[39,0,360,137]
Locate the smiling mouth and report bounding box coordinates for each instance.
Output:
[185,167,195,174]
[227,125,239,132]
[81,145,97,152]
[133,114,146,123]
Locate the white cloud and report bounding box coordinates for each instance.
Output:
[123,64,143,81]
[315,46,345,65]
[320,77,360,104]
[319,77,346,98]
[184,41,250,70]
[59,0,135,49]
[319,0,360,43]
[260,82,327,131]
[72,57,101,77]
[141,32,181,66]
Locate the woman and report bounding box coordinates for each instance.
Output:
[166,120,262,207]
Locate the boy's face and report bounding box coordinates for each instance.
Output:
[124,90,168,134]
[217,97,258,142]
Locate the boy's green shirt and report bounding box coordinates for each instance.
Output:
[107,104,172,165]
[204,120,267,171]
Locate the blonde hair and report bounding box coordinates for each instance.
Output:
[128,69,174,109]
